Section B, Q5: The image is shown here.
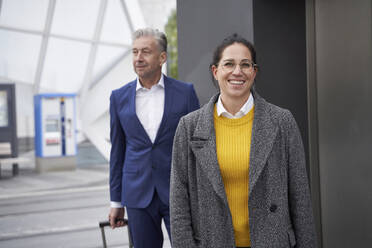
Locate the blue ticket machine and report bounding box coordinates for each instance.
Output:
[34,93,77,172]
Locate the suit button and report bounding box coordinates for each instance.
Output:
[269,204,277,213]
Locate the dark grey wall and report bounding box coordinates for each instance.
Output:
[177,0,372,247]
[315,0,372,246]
[252,0,309,173]
[177,0,253,105]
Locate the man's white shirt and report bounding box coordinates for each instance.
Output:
[135,74,165,143]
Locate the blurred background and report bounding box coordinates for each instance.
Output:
[0,0,176,247]
[1,0,372,248]
[0,0,177,160]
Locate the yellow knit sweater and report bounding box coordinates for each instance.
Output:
[214,105,254,247]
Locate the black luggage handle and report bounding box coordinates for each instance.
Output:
[99,218,133,248]
[99,218,128,228]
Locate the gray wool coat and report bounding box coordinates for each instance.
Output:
[170,90,317,248]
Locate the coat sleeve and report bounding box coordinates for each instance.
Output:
[109,92,125,202]
[170,117,199,248]
[285,110,318,248]
[187,84,200,113]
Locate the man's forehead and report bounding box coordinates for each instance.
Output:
[132,45,152,50]
[132,36,157,48]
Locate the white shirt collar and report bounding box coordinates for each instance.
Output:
[216,93,254,119]
[136,74,164,91]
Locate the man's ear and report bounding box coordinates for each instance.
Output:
[211,65,218,80]
[159,51,167,66]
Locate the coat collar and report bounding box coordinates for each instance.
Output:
[190,89,279,202]
[189,93,228,205]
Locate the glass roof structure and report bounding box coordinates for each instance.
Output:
[0,0,150,159]
[0,0,141,92]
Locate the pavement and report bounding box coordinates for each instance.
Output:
[0,143,171,248]
[0,150,109,200]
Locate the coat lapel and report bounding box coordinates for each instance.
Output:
[249,90,279,196]
[189,94,230,208]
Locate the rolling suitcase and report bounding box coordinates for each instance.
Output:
[99,218,133,248]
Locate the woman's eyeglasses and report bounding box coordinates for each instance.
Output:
[219,61,257,74]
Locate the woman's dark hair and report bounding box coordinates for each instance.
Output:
[210,33,257,88]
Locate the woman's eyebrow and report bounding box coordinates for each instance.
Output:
[222,58,252,62]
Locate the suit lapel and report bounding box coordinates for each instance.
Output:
[129,80,152,144]
[189,94,229,208]
[249,90,278,196]
[154,76,172,143]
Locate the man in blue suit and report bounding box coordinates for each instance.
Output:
[108,28,200,248]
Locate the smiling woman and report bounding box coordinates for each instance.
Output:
[211,42,257,115]
[170,33,318,248]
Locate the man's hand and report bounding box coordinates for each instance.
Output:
[108,207,125,229]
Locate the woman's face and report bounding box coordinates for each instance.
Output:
[212,42,257,103]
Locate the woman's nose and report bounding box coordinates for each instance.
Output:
[232,64,243,74]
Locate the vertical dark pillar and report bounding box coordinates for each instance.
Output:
[0,83,18,158]
[314,0,372,247]
[306,0,322,245]
[252,0,309,169]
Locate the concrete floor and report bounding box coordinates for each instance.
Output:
[0,142,171,248]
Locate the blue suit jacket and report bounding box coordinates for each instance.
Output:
[109,75,200,208]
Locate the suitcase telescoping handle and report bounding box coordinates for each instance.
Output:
[99,218,132,248]
[99,218,128,228]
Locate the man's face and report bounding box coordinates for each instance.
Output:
[132,36,166,80]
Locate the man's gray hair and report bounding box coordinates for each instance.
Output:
[132,28,167,53]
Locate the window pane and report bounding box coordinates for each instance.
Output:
[92,44,127,79]
[40,38,90,93]
[100,0,132,44]
[51,0,100,39]
[0,0,49,31]
[0,90,9,127]
[0,30,41,84]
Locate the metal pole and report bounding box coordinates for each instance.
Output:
[33,0,56,94]
[99,226,107,248]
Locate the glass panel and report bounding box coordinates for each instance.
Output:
[51,0,100,39]
[45,118,60,132]
[0,90,8,127]
[92,44,127,79]
[0,29,42,84]
[40,37,90,93]
[0,0,49,31]
[100,0,132,44]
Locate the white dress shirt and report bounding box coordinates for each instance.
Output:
[135,74,165,143]
[111,74,165,208]
[216,93,254,119]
